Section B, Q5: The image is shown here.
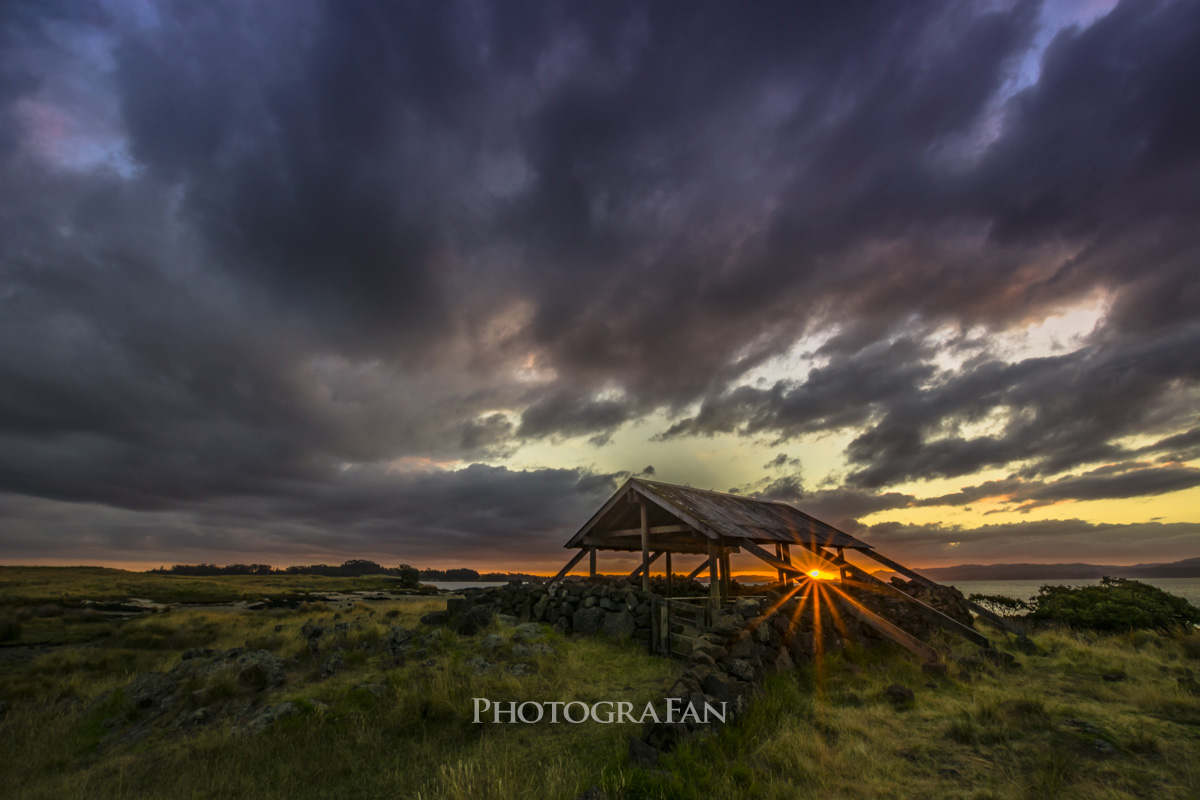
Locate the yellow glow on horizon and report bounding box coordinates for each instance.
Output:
[856,479,1200,529]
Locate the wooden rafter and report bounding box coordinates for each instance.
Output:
[741,539,989,649]
[858,550,1026,638]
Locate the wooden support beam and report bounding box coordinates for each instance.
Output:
[781,543,793,587]
[665,551,673,596]
[775,543,786,586]
[685,561,708,581]
[740,540,809,576]
[831,591,940,663]
[629,551,663,580]
[814,547,992,648]
[548,549,588,586]
[858,550,1026,638]
[745,540,991,649]
[589,547,597,578]
[707,540,719,613]
[640,499,650,592]
[582,536,715,555]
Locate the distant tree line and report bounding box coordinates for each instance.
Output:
[150,560,419,586]
[418,568,544,582]
[147,562,543,586]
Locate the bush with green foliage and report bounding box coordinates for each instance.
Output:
[1028,577,1200,631]
[967,593,1031,616]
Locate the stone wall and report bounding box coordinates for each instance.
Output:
[452,575,979,763]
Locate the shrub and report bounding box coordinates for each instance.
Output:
[967,593,1030,616]
[1028,577,1200,632]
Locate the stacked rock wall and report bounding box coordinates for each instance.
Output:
[457,575,978,758]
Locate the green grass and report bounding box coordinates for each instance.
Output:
[0,566,416,606]
[4,574,1200,799]
[609,624,1200,800]
[0,596,681,799]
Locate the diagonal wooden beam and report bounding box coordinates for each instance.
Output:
[858,550,1026,638]
[741,540,810,576]
[749,540,990,649]
[629,550,663,580]
[830,590,940,663]
[547,549,588,586]
[815,548,991,648]
[684,561,709,581]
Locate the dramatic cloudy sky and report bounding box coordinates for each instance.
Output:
[2,0,1198,572]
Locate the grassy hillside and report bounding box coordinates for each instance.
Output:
[1,570,1199,798]
[636,624,1200,799]
[0,597,679,799]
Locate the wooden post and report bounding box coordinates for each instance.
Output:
[836,546,846,582]
[640,499,650,593]
[707,540,719,614]
[665,551,673,596]
[781,543,793,587]
[774,543,786,586]
[720,550,732,600]
[589,547,597,578]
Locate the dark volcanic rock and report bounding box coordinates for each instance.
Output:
[320,653,344,678]
[243,702,298,735]
[701,672,734,703]
[884,684,915,704]
[420,610,450,627]
[237,650,286,690]
[572,606,606,635]
[128,672,176,708]
[453,606,494,636]
[602,610,637,639]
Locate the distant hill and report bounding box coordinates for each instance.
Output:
[904,557,1200,581]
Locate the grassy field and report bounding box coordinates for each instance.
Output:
[634,623,1200,799]
[0,566,417,605]
[0,596,680,799]
[2,569,1199,799]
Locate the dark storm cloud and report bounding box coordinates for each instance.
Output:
[1,0,1199,564]
[0,465,622,567]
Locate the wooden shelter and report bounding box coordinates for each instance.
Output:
[549,478,1022,658]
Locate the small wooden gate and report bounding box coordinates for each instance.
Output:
[651,596,715,657]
